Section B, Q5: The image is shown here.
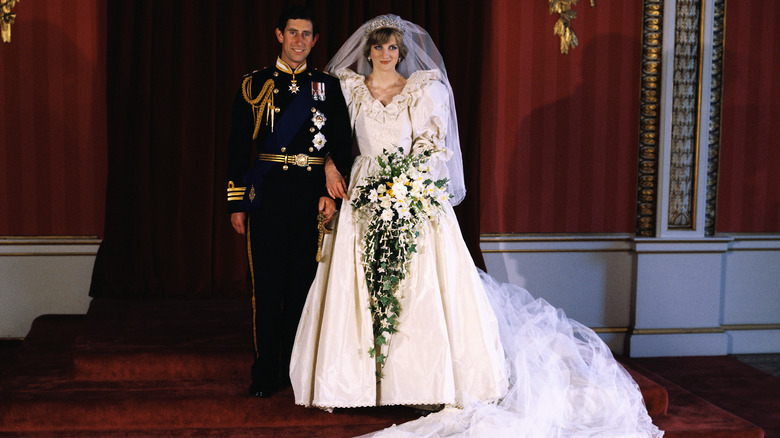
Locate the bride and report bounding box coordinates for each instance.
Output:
[290,14,663,437]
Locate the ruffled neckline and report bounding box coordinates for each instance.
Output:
[337,68,441,120]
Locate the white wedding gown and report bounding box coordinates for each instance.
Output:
[290,68,663,437]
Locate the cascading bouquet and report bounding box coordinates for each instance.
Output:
[351,146,451,380]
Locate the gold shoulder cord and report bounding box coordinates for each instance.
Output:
[242,76,275,138]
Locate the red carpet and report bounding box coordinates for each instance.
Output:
[0,299,768,437]
[633,356,780,438]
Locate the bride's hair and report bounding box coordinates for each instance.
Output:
[363,28,408,64]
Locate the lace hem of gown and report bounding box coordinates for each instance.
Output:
[296,398,479,411]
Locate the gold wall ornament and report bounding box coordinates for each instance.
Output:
[636,0,664,237]
[1,0,20,43]
[549,0,595,54]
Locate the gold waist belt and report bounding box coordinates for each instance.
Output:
[258,153,325,168]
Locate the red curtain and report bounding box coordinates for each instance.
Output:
[479,1,644,233]
[717,0,780,232]
[0,0,107,236]
[89,1,486,298]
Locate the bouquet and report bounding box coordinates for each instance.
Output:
[351,146,451,380]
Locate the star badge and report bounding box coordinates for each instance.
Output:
[312,133,327,150]
[312,110,326,129]
[289,80,300,94]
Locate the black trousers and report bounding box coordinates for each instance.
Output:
[247,170,321,388]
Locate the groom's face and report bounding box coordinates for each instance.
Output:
[275,19,318,69]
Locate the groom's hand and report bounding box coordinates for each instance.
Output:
[231,212,246,235]
[318,196,336,224]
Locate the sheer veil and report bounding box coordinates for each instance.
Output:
[325,15,466,206]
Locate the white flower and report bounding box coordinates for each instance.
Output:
[380,197,393,209]
[368,189,378,202]
[380,208,394,222]
[392,182,408,198]
[410,180,425,198]
[394,174,410,185]
[395,201,411,220]
[377,184,387,194]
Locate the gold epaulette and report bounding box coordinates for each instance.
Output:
[227,181,245,202]
[242,75,275,138]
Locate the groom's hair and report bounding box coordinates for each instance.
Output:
[276,5,319,35]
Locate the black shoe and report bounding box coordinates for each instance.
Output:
[248,382,275,398]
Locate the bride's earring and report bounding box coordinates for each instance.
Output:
[367,56,372,62]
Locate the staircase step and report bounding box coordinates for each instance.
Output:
[623,360,765,438]
[0,313,417,436]
[0,383,417,435]
[619,359,669,417]
[72,299,251,381]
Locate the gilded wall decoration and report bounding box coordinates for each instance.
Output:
[636,0,664,237]
[549,0,595,54]
[1,0,20,43]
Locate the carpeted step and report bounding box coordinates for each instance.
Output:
[72,299,252,381]
[75,299,672,418]
[0,382,418,436]
[623,359,765,438]
[635,356,780,438]
[0,314,418,436]
[618,358,669,417]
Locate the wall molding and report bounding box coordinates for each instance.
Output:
[481,232,780,356]
[0,237,100,338]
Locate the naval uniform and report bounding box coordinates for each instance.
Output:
[226,58,352,391]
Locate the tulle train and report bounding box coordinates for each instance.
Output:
[358,271,663,438]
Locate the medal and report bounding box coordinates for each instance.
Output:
[312,133,327,150]
[312,110,326,129]
[311,82,326,101]
[289,78,299,94]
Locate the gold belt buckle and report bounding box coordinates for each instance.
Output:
[292,154,309,167]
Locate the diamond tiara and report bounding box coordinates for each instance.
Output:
[363,15,405,37]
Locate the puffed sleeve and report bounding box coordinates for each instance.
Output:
[336,68,367,132]
[409,76,453,182]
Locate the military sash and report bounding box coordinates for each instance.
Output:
[241,72,330,211]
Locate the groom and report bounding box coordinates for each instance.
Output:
[226,5,352,397]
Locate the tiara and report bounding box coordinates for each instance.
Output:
[363,15,405,37]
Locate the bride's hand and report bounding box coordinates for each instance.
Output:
[325,156,348,199]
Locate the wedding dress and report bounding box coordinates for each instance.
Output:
[290,68,508,409]
[289,67,663,437]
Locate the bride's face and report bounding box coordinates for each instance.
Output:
[370,35,400,72]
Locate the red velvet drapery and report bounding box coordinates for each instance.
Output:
[0,0,107,236]
[479,0,644,233]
